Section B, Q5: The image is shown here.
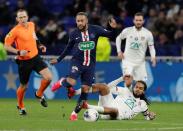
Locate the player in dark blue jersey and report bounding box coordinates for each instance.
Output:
[50,12,117,121]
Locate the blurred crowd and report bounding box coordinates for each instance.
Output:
[0,0,183,56]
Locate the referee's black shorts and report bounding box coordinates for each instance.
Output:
[16,55,48,85]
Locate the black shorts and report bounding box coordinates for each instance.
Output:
[16,55,48,85]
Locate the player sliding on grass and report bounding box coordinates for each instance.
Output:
[76,76,156,120]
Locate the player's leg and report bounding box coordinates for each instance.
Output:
[70,65,95,120]
[37,68,52,97]
[122,60,135,89]
[16,59,32,115]
[33,55,52,107]
[74,83,108,95]
[135,61,148,81]
[51,61,80,95]
[87,84,118,119]
[70,84,90,121]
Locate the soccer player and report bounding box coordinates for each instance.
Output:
[4,9,52,115]
[81,76,156,120]
[50,12,117,121]
[116,12,156,89]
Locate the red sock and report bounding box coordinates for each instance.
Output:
[17,86,26,109]
[36,79,51,97]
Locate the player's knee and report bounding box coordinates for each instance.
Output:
[81,85,90,93]
[67,77,76,86]
[20,84,28,90]
[44,74,52,82]
[100,83,108,91]
[108,108,118,119]
[97,83,109,95]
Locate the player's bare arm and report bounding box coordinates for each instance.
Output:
[4,45,29,56]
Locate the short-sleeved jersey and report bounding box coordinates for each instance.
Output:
[58,24,113,66]
[113,87,148,120]
[5,22,38,60]
[116,26,154,64]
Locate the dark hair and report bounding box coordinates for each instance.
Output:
[16,9,28,16]
[136,80,150,105]
[137,80,147,91]
[134,12,144,18]
[76,12,88,18]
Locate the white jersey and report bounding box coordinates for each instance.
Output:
[107,77,148,120]
[116,26,154,64]
[113,87,148,120]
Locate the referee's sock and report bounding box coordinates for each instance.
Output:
[17,86,26,109]
[37,79,51,97]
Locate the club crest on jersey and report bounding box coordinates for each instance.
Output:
[134,37,138,41]
[90,33,95,39]
[78,41,95,51]
[141,36,145,41]
[71,66,79,73]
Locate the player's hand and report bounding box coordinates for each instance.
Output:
[18,50,29,56]
[50,58,58,65]
[117,52,124,59]
[108,16,117,28]
[39,45,47,53]
[148,111,156,120]
[151,57,156,67]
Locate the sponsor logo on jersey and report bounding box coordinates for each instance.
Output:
[78,41,95,51]
[71,66,79,73]
[130,42,141,50]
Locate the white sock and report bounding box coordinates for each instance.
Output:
[75,88,93,95]
[71,111,77,115]
[74,88,81,95]
[100,115,111,120]
[88,104,104,113]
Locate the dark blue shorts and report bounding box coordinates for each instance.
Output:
[68,59,95,86]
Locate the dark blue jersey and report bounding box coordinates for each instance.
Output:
[57,24,114,66]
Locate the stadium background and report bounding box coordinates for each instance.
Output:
[1,0,183,102]
[0,1,183,131]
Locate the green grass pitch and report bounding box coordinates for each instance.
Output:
[0,99,183,131]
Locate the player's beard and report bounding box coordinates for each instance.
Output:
[78,24,87,32]
[135,24,143,30]
[133,91,141,98]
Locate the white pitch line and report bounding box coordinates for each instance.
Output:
[87,127,183,131]
[1,118,183,127]
[1,127,183,131]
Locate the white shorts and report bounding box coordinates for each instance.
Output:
[121,60,147,81]
[98,93,133,120]
[98,93,117,108]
